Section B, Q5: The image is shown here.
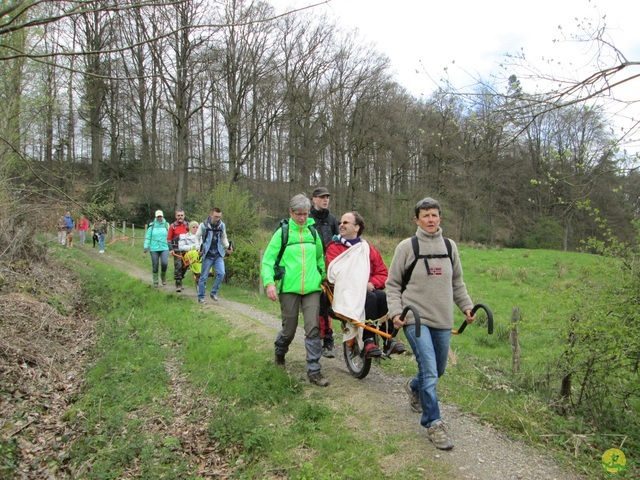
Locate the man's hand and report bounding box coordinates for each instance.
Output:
[143,248,148,254]
[367,282,375,292]
[464,309,476,324]
[266,284,277,302]
[392,314,405,330]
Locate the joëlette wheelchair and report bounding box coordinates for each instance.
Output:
[320,281,420,379]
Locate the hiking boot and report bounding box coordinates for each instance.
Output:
[322,345,335,358]
[364,339,382,358]
[275,354,286,368]
[176,285,182,292]
[427,421,454,450]
[198,298,205,305]
[161,279,167,285]
[308,372,329,387]
[385,338,406,355]
[154,283,159,288]
[210,293,219,302]
[404,379,422,413]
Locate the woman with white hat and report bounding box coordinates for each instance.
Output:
[143,210,170,287]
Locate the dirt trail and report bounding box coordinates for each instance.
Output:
[93,248,586,480]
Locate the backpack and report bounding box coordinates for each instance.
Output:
[273,219,318,280]
[400,236,453,291]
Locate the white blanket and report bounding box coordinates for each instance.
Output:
[327,241,370,346]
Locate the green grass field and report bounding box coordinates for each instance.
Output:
[53,228,637,479]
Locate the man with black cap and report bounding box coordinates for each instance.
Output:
[310,187,340,358]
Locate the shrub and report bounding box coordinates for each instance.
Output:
[524,217,563,250]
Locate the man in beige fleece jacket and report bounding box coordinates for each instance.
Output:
[386,197,475,451]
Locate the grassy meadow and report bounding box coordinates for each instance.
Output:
[50,228,637,479]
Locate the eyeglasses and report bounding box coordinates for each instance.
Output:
[339,221,352,225]
[292,211,309,217]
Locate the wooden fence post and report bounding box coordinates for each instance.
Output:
[259,249,265,295]
[511,307,521,374]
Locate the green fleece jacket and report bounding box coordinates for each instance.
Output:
[261,218,325,295]
[386,227,473,329]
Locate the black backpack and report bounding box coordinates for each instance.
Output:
[400,236,453,291]
[273,219,318,280]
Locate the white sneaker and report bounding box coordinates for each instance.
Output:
[99,250,105,253]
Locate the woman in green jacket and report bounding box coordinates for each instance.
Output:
[143,210,170,287]
[261,194,328,387]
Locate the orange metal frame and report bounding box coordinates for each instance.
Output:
[321,282,393,339]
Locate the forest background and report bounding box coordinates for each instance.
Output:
[1,0,638,250]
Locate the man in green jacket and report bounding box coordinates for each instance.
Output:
[261,194,328,387]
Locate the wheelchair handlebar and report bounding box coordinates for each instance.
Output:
[393,305,421,338]
[452,303,494,335]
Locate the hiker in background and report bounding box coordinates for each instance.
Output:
[325,211,406,358]
[179,221,203,286]
[63,212,74,247]
[57,215,68,245]
[143,210,169,286]
[386,197,475,451]
[167,209,190,292]
[92,224,99,248]
[196,208,232,304]
[77,216,89,245]
[96,219,108,253]
[309,187,340,359]
[261,194,328,387]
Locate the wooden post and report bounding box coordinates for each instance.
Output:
[259,249,265,295]
[448,348,457,366]
[511,307,521,374]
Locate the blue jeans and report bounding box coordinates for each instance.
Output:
[198,253,225,300]
[98,233,105,250]
[404,324,451,428]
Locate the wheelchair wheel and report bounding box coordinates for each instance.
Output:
[343,340,372,379]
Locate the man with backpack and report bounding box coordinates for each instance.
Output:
[261,194,328,387]
[196,208,232,304]
[167,210,190,292]
[386,197,476,451]
[309,187,340,358]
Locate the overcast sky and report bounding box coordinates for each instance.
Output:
[270,0,640,151]
[272,0,639,93]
